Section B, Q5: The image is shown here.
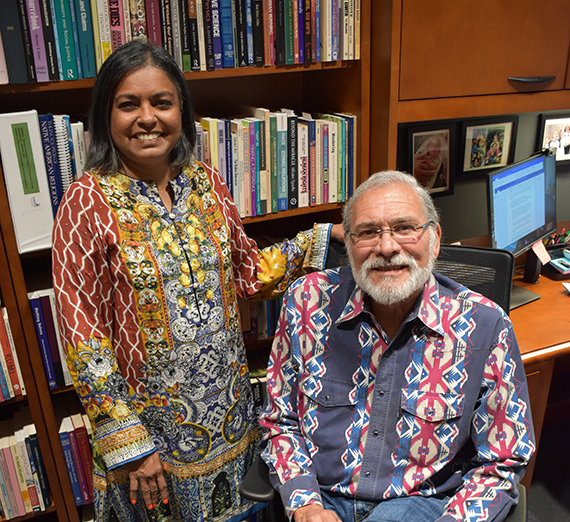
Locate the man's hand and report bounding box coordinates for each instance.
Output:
[125,452,169,509]
[294,504,341,522]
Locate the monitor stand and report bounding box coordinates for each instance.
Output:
[510,285,541,310]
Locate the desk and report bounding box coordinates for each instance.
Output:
[510,273,570,487]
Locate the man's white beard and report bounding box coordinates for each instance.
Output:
[348,245,436,306]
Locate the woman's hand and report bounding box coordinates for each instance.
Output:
[125,452,169,509]
[330,223,346,243]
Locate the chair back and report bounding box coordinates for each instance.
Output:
[436,244,515,313]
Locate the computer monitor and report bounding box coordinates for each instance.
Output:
[487,149,557,309]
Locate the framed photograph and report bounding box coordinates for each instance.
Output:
[537,113,570,163]
[461,116,517,174]
[401,122,455,196]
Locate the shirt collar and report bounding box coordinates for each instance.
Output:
[337,273,445,336]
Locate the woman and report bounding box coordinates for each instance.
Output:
[52,40,339,522]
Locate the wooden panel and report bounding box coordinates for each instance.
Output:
[399,0,570,100]
[521,360,555,488]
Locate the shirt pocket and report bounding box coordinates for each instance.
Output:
[401,388,464,422]
[300,376,356,408]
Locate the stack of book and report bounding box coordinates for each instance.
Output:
[196,107,357,217]
[58,413,94,507]
[0,0,361,85]
[240,297,282,343]
[0,415,51,520]
[0,109,86,254]
[28,288,73,391]
[0,307,26,403]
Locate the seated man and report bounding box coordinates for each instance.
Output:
[259,171,535,522]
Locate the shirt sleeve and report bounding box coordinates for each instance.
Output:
[205,163,332,299]
[259,285,324,518]
[437,319,535,522]
[52,180,156,471]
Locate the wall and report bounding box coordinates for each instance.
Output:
[436,111,570,244]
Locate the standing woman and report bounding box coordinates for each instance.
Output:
[52,40,335,522]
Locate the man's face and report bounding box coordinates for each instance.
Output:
[347,182,441,306]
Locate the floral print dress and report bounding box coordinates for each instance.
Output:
[52,162,331,522]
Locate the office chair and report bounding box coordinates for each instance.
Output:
[240,244,526,521]
[435,244,515,313]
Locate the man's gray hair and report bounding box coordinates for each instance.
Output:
[341,170,440,234]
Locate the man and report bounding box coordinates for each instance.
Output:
[259,171,535,522]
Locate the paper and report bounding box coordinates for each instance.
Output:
[563,282,570,293]
[532,241,551,265]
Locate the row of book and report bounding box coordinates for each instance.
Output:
[0,0,362,85]
[196,107,357,218]
[0,307,26,403]
[58,413,94,506]
[0,106,355,255]
[28,288,73,391]
[0,414,51,520]
[240,296,282,343]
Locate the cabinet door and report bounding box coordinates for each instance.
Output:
[398,0,570,100]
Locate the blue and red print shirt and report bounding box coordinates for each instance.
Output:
[260,266,535,522]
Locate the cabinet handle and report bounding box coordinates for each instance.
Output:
[507,76,557,84]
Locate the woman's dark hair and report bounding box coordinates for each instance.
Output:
[85,40,196,173]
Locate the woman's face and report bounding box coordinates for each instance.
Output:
[110,65,182,175]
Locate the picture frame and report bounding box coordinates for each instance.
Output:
[399,121,456,196]
[461,116,518,174]
[537,113,570,163]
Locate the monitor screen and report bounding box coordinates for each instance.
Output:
[487,149,556,258]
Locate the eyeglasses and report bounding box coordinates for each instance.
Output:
[348,220,435,247]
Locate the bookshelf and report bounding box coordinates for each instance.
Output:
[0,3,372,521]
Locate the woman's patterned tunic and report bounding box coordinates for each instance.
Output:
[52,162,330,521]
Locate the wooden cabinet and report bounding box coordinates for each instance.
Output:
[399,0,570,100]
[0,5,371,521]
[370,0,570,171]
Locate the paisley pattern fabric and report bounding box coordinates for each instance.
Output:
[260,267,535,522]
[52,162,331,522]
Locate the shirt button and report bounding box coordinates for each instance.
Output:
[377,390,385,397]
[373,430,379,437]
[365,471,371,477]
[324,395,330,401]
[169,213,176,219]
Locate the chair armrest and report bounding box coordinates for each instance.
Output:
[505,484,527,522]
[239,455,275,503]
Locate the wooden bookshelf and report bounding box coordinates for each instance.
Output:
[0,3,372,520]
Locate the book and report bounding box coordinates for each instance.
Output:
[303,0,311,62]
[0,307,25,397]
[275,111,288,211]
[312,0,320,62]
[53,114,77,190]
[284,111,298,209]
[0,0,31,83]
[73,0,97,78]
[244,118,259,216]
[187,0,200,70]
[219,0,234,67]
[122,0,133,42]
[95,0,113,61]
[268,113,278,212]
[38,113,64,217]
[25,0,51,81]
[210,0,222,69]
[240,118,251,217]
[194,0,206,70]
[70,121,87,177]
[37,0,59,79]
[0,31,8,85]
[144,0,162,46]
[63,417,91,504]
[70,414,93,502]
[14,427,42,514]
[244,0,254,65]
[201,0,215,70]
[0,434,24,517]
[233,0,247,67]
[251,0,264,66]
[292,0,300,63]
[9,434,33,514]
[0,353,11,401]
[129,0,147,39]
[223,119,233,197]
[158,0,174,57]
[170,0,183,69]
[16,0,38,82]
[58,419,84,505]
[283,0,294,64]
[28,291,59,389]
[262,0,274,65]
[177,0,191,71]
[0,110,55,254]
[297,118,309,207]
[108,0,126,51]
[51,0,81,79]
[38,290,67,387]
[23,424,50,508]
[230,119,246,216]
[273,0,285,64]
